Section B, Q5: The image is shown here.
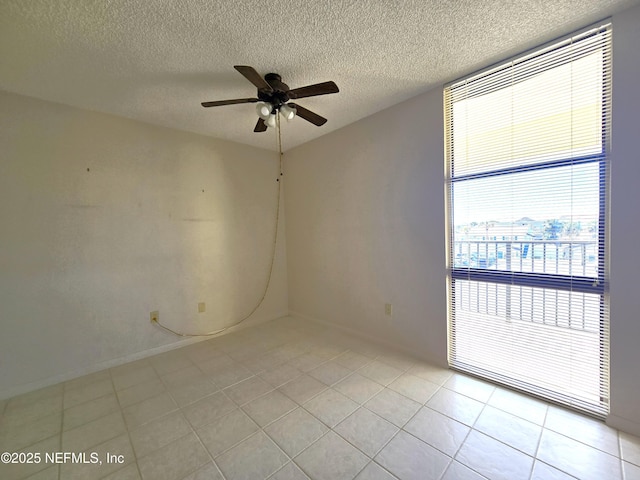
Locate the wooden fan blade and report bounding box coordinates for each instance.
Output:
[288,81,339,100]
[254,118,268,132]
[234,65,273,91]
[201,98,258,107]
[289,103,327,126]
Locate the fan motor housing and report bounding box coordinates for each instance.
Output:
[258,73,291,106]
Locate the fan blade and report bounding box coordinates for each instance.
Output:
[288,81,339,100]
[234,65,273,91]
[254,118,267,132]
[289,103,327,126]
[201,98,258,107]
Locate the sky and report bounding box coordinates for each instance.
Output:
[452,162,600,225]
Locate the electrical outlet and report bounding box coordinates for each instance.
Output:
[385,303,393,316]
[198,302,206,313]
[150,311,159,323]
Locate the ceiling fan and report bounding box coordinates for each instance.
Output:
[201,66,339,132]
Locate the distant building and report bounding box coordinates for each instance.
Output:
[456,221,532,241]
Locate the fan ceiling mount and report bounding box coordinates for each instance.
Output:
[201,66,339,132]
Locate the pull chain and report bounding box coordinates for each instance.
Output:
[277,113,284,180]
[152,118,284,337]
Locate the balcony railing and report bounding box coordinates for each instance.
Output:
[453,239,598,277]
[452,239,600,332]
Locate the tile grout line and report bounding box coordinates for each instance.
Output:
[189,426,229,480]
[543,410,624,458]
[446,387,493,480]
[289,382,438,479]
[108,365,144,480]
[530,402,551,479]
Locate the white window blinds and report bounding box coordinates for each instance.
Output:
[445,23,611,416]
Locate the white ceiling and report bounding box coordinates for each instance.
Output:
[1,0,638,152]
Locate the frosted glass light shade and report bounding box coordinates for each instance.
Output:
[280,104,297,121]
[265,113,277,128]
[256,102,272,120]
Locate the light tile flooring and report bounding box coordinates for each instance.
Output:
[1,316,639,480]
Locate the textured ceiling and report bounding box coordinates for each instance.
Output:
[1,0,638,151]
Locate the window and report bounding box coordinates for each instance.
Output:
[445,23,611,416]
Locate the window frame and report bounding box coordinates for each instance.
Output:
[445,22,612,415]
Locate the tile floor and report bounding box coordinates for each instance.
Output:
[1,316,639,480]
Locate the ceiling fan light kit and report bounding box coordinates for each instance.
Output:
[279,104,297,121]
[256,102,273,119]
[202,66,339,133]
[265,113,277,128]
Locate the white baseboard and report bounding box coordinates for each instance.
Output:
[0,310,289,401]
[606,412,640,437]
[288,310,444,367]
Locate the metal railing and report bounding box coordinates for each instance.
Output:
[453,239,597,277]
[452,239,600,332]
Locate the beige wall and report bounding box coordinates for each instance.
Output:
[284,86,447,366]
[0,91,288,398]
[284,5,640,436]
[608,4,640,436]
